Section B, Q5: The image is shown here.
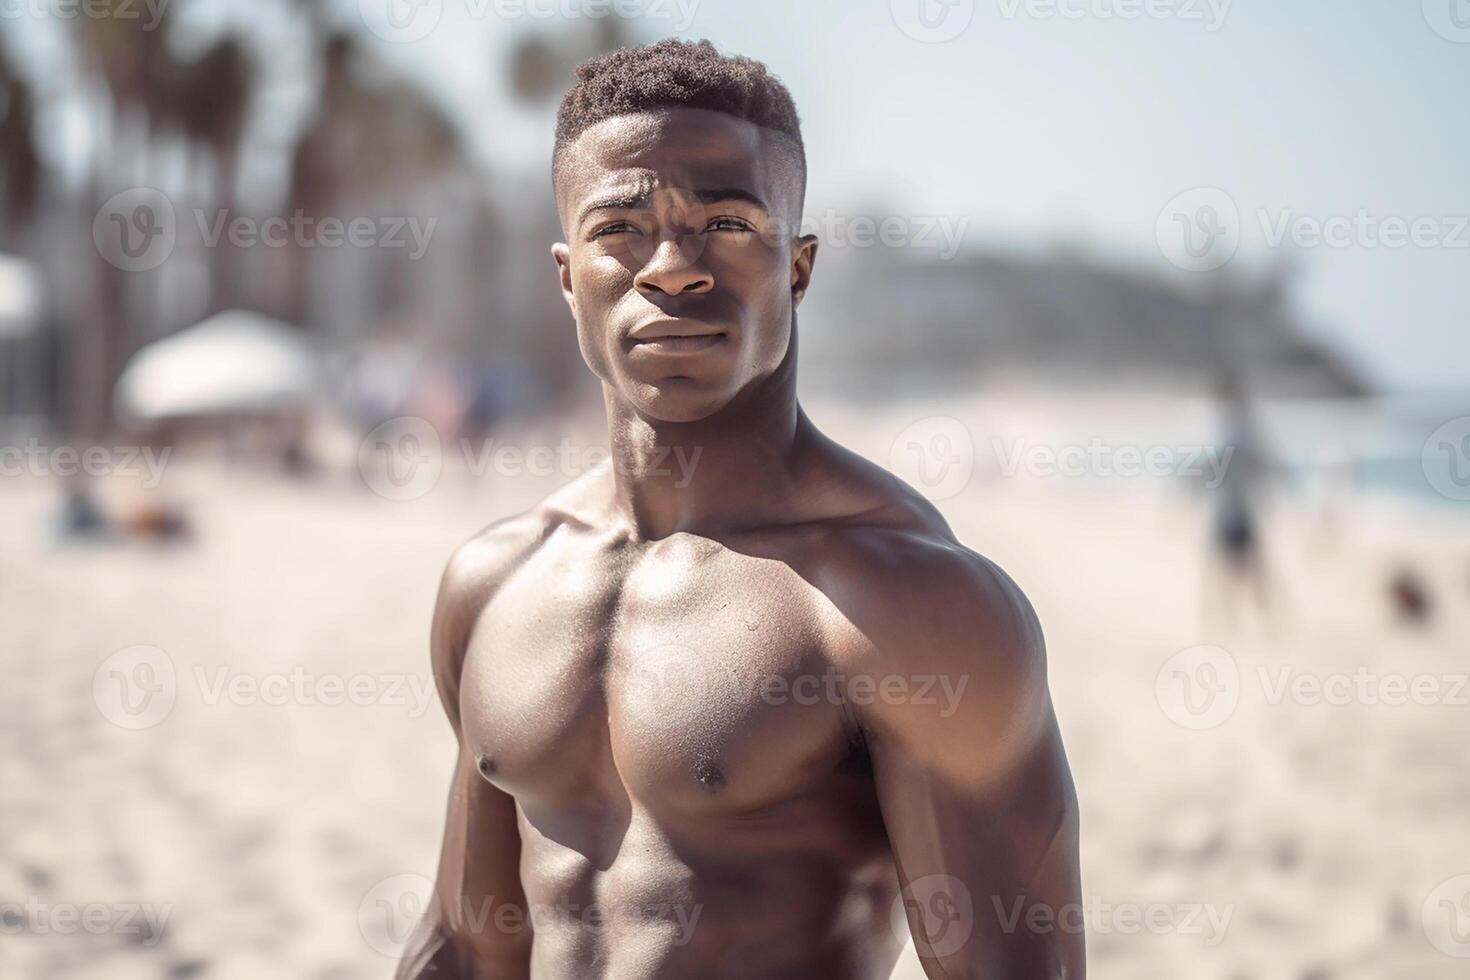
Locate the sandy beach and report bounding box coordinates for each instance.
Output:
[4,398,1468,979]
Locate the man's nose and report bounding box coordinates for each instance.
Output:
[634,235,713,296]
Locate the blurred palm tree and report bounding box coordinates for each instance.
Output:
[66,4,255,435]
[159,36,254,312]
[0,48,40,250]
[71,6,176,438]
[285,31,465,329]
[508,15,631,105]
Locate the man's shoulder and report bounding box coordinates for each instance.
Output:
[805,520,1051,779]
[437,472,606,607]
[437,507,561,605]
[772,436,1043,678]
[429,479,601,721]
[794,442,1026,628]
[819,520,1042,663]
[784,468,1046,728]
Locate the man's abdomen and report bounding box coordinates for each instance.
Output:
[516,794,902,980]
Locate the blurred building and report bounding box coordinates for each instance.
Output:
[802,246,1370,399]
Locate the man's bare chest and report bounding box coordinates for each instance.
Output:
[458,532,854,813]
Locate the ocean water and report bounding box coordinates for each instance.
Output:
[1268,393,1470,513]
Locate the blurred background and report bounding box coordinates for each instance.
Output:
[2,1,1468,977]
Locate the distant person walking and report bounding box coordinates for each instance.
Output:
[1205,371,1277,629]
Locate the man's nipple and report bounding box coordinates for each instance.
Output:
[694,758,727,794]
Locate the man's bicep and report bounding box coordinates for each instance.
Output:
[871,708,1083,979]
[850,554,1083,978]
[398,748,531,980]
[403,521,544,979]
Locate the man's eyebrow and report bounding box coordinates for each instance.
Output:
[577,191,650,227]
[691,187,769,211]
[577,186,769,227]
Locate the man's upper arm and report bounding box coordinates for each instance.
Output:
[397,525,541,980]
[838,541,1084,979]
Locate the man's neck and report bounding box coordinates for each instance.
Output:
[602,357,808,542]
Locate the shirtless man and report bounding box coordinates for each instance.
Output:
[398,39,1083,980]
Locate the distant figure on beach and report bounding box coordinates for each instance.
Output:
[398,40,1083,980]
[1205,370,1277,629]
[1387,566,1433,626]
[117,498,192,545]
[51,476,109,544]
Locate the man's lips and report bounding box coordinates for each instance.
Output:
[626,318,727,353]
[628,334,726,354]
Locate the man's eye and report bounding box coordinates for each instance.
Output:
[706,216,754,233]
[593,222,639,238]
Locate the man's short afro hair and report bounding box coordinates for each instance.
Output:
[553,39,804,180]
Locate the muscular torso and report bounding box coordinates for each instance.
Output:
[460,516,906,978]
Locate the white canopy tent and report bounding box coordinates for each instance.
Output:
[0,252,41,339]
[114,309,319,424]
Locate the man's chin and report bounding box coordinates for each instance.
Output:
[624,376,735,424]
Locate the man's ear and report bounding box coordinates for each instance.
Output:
[551,243,577,319]
[790,233,819,308]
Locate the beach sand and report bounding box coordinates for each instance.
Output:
[3,400,1468,978]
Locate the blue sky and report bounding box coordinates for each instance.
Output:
[12,0,1469,391]
[347,0,1469,392]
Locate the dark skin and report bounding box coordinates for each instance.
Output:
[398,107,1084,979]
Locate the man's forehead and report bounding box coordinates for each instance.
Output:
[556,108,801,216]
[579,108,766,162]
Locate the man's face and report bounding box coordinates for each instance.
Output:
[553,108,817,423]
